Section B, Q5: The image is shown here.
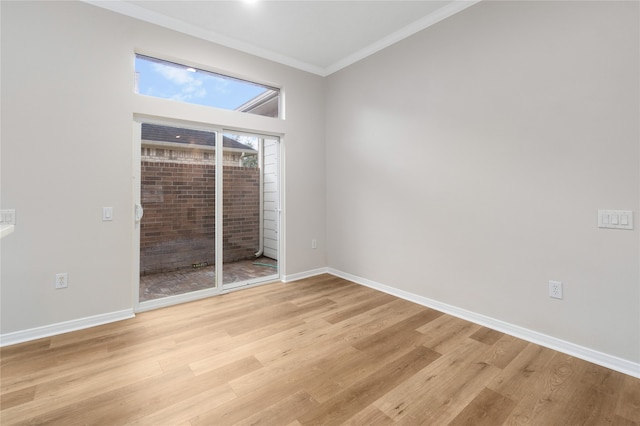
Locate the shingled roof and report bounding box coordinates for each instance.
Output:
[141,123,256,151]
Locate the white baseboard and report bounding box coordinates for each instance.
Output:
[0,309,135,347]
[282,267,328,283]
[0,269,327,346]
[328,268,640,379]
[4,269,637,378]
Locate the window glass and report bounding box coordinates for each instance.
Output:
[135,54,279,118]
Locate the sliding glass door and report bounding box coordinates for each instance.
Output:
[138,123,218,303]
[222,132,279,290]
[135,121,279,308]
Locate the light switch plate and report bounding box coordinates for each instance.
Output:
[102,207,113,221]
[598,210,633,230]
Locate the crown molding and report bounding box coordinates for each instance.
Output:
[323,0,481,76]
[83,0,480,77]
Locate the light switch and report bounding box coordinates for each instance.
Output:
[611,214,619,225]
[102,207,113,221]
[598,210,633,230]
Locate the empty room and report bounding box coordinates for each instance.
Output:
[1,0,638,424]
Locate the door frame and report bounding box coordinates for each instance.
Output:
[132,116,283,313]
[221,132,281,291]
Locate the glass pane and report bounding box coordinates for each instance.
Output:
[139,123,217,301]
[222,133,279,288]
[135,54,279,118]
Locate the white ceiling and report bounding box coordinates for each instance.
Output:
[87,0,479,76]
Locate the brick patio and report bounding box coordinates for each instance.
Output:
[139,257,278,302]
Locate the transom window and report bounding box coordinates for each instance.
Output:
[134,54,280,118]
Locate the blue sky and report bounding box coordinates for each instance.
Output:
[135,55,268,110]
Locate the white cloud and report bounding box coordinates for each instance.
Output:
[152,63,207,101]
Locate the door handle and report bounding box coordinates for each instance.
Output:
[135,203,144,223]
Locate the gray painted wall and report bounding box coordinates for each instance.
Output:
[2,0,638,366]
[1,1,326,334]
[325,1,639,362]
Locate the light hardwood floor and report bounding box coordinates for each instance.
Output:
[1,274,638,425]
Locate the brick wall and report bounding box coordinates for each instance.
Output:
[140,161,260,275]
[222,166,261,264]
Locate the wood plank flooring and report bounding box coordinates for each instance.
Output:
[1,274,638,425]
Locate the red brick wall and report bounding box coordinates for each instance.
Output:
[222,166,261,265]
[140,161,259,275]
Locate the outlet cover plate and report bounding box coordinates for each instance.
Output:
[55,273,68,289]
[549,280,562,299]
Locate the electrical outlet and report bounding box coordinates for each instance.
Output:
[549,280,562,299]
[55,273,68,289]
[0,209,15,225]
[311,239,317,249]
